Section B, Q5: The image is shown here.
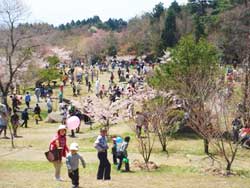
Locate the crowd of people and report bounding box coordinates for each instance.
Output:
[2,56,250,187]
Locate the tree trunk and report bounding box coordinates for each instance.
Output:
[8,123,15,148]
[204,139,209,154]
[162,143,167,152]
[1,94,8,106]
[226,162,231,175]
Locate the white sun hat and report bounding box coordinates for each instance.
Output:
[70,143,79,151]
[58,124,67,131]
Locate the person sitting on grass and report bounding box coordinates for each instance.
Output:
[117,136,130,172]
[66,143,86,188]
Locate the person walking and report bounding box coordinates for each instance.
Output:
[21,108,29,128]
[117,136,130,172]
[94,128,111,180]
[66,143,86,188]
[34,104,42,124]
[25,92,31,109]
[49,125,69,181]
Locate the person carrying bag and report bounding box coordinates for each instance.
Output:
[48,125,69,181]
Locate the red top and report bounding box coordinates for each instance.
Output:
[59,85,63,93]
[242,128,250,135]
[49,132,69,158]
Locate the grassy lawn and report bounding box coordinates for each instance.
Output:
[1,68,250,188]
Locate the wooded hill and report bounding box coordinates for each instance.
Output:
[21,0,250,62]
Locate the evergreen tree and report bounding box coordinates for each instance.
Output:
[161,9,178,48]
[194,15,205,42]
[152,2,165,19]
[170,0,182,14]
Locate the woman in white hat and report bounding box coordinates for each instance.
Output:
[49,124,69,181]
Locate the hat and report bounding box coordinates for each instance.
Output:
[100,127,107,132]
[58,125,67,131]
[70,143,79,151]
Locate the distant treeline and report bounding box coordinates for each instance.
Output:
[58,16,127,32]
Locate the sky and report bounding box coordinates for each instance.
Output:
[23,0,187,26]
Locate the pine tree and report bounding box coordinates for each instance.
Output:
[161,9,177,48]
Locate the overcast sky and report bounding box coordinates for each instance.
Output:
[23,0,187,26]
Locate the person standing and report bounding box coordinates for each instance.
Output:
[84,70,89,86]
[232,116,242,143]
[47,97,53,114]
[76,83,81,96]
[25,92,31,109]
[94,128,111,180]
[135,111,144,138]
[0,103,8,138]
[95,79,100,97]
[35,87,41,103]
[11,110,19,137]
[91,69,94,83]
[87,81,92,93]
[110,72,114,83]
[11,94,19,111]
[49,125,69,181]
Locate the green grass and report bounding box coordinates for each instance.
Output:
[155,165,199,175]
[0,160,52,172]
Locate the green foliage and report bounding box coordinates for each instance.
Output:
[58,16,127,32]
[152,2,165,19]
[193,15,205,42]
[47,55,60,67]
[39,68,60,83]
[188,0,216,16]
[105,32,118,56]
[148,35,219,97]
[169,0,182,14]
[104,18,127,31]
[161,9,178,48]
[211,0,234,14]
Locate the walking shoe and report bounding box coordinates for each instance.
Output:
[55,177,64,181]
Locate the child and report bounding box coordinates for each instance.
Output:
[66,143,86,188]
[117,136,130,172]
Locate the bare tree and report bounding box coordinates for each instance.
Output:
[0,0,33,105]
[132,108,156,170]
[145,96,183,152]
[215,99,239,174]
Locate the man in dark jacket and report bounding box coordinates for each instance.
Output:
[34,104,42,121]
[21,108,29,128]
